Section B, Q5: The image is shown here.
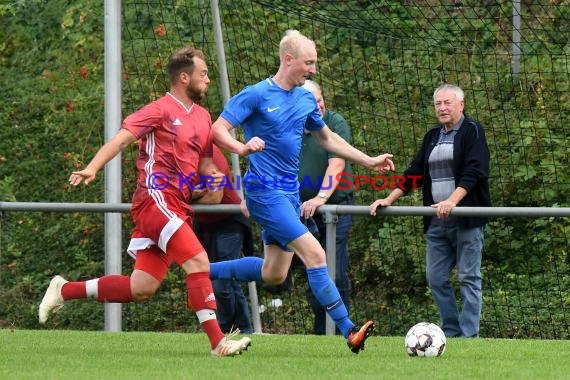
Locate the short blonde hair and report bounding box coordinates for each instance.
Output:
[279,29,315,59]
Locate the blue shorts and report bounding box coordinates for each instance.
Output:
[246,190,308,250]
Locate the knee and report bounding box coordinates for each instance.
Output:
[131,283,158,301]
[426,272,447,288]
[457,271,482,287]
[181,252,210,274]
[263,272,288,285]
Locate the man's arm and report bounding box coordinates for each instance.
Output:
[315,112,350,200]
[300,156,345,218]
[433,122,488,218]
[191,188,224,204]
[69,128,137,186]
[318,157,345,199]
[212,116,265,156]
[311,126,394,172]
[369,188,405,216]
[212,117,246,154]
[431,186,468,218]
[192,156,225,204]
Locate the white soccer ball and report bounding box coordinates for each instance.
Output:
[404,322,446,357]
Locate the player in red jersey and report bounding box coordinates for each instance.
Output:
[38,46,251,356]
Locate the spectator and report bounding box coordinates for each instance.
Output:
[299,79,354,335]
[370,83,490,338]
[193,145,254,334]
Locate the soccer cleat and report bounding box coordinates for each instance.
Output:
[211,328,252,357]
[38,275,68,324]
[347,320,375,354]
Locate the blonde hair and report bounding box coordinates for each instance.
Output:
[279,29,315,59]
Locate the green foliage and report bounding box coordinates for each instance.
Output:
[0,176,16,201]
[0,0,108,329]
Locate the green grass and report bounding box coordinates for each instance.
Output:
[1,329,569,379]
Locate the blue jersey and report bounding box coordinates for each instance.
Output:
[221,77,325,193]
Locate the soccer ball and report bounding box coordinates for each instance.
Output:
[404,322,446,357]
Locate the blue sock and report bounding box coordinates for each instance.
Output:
[210,257,263,282]
[306,266,355,338]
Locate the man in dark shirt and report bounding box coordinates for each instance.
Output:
[370,84,490,338]
[193,145,254,334]
[299,80,354,335]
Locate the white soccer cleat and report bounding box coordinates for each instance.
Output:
[211,329,252,357]
[38,275,68,324]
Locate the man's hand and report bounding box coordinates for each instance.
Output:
[300,196,327,219]
[68,129,137,187]
[204,170,225,191]
[431,200,457,219]
[69,168,97,186]
[369,198,393,216]
[240,199,250,218]
[240,137,265,155]
[368,153,395,173]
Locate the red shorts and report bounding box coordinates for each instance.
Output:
[127,188,204,280]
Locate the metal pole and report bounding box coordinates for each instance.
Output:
[104,0,122,332]
[325,205,570,218]
[3,203,570,218]
[210,0,263,334]
[323,211,338,336]
[512,0,521,77]
[209,0,241,191]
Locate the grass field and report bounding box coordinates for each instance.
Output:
[1,329,569,379]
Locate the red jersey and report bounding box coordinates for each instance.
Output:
[123,92,213,203]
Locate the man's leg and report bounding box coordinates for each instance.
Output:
[209,257,264,282]
[426,224,461,337]
[213,229,253,333]
[456,226,484,337]
[170,223,251,355]
[291,234,359,327]
[39,248,166,324]
[333,213,352,311]
[291,232,373,353]
[306,213,352,335]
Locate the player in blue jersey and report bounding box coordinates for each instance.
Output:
[211,30,395,353]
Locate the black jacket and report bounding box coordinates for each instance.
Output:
[400,116,491,233]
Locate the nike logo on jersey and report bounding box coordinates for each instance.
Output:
[325,300,342,311]
[267,106,280,112]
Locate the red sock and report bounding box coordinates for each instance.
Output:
[97,275,133,303]
[186,272,224,349]
[61,282,87,300]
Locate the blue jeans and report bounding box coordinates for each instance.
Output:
[196,224,253,334]
[305,211,352,335]
[425,224,485,338]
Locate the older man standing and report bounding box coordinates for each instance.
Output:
[370,84,491,338]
